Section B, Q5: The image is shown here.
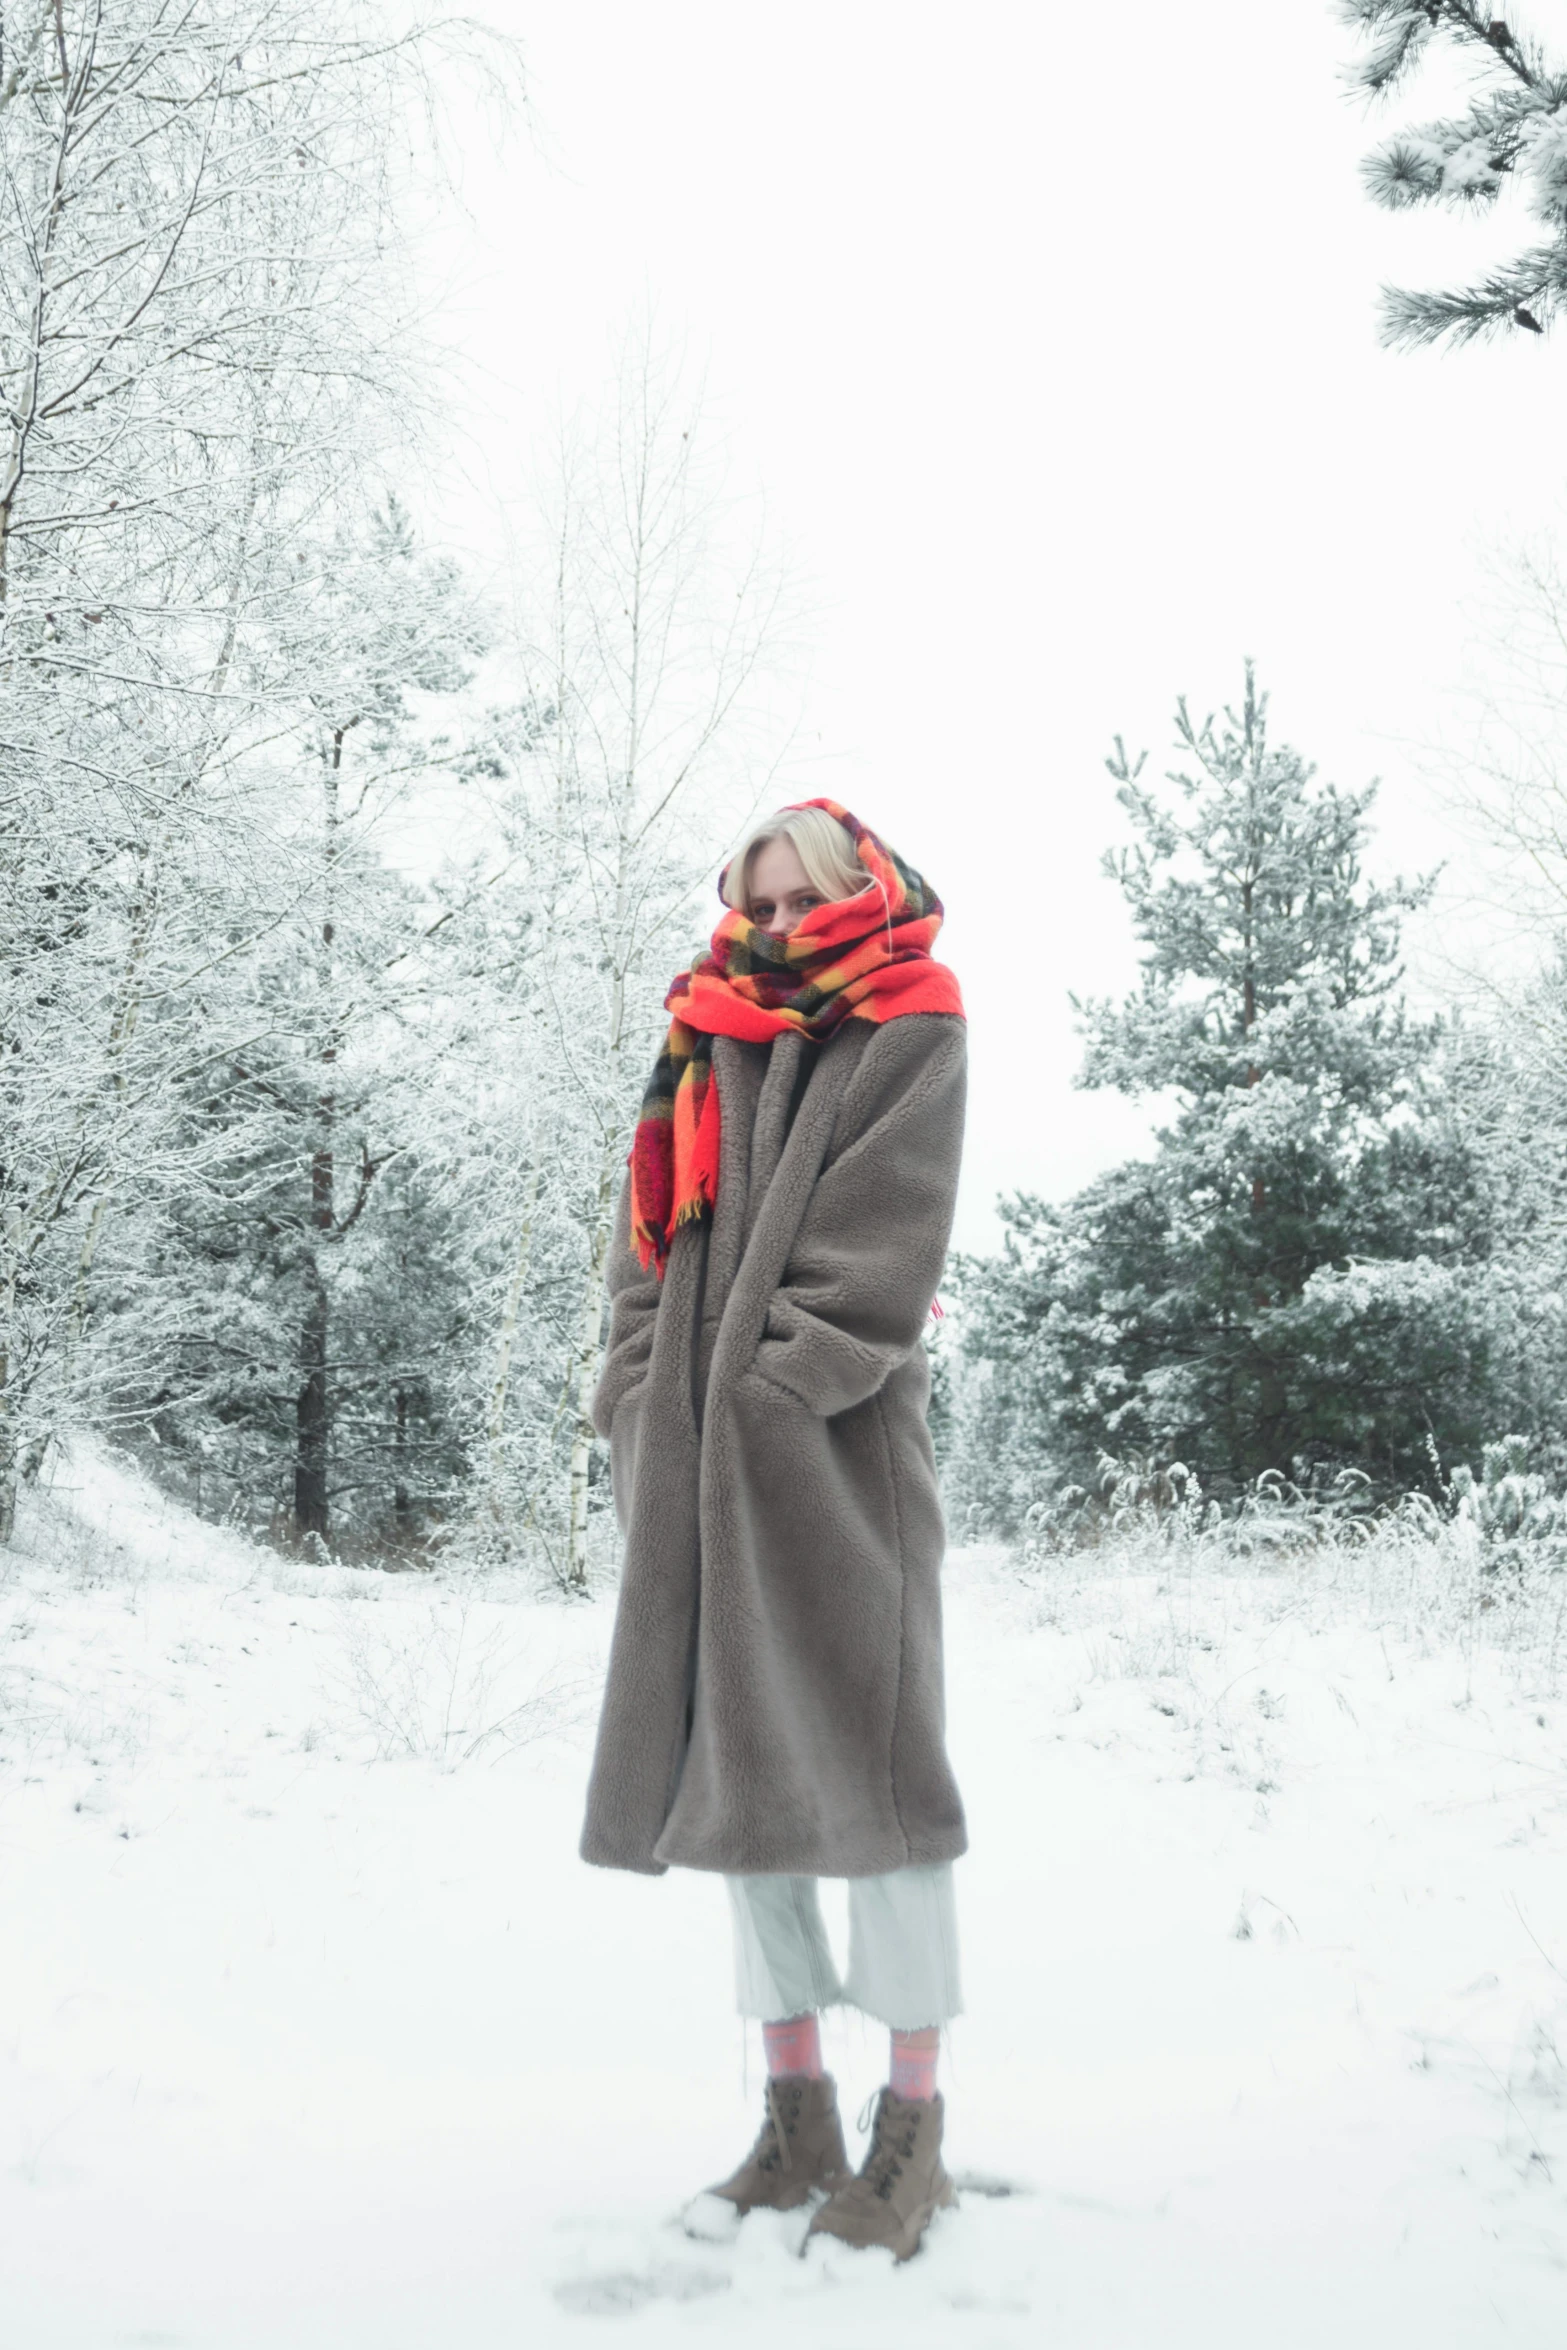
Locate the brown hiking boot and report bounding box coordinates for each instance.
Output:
[691,2074,851,2228]
[805,2087,956,2261]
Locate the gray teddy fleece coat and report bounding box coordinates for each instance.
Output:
[579,1011,969,1879]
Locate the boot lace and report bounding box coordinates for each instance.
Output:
[853,2090,922,2204]
[745,2078,801,2174]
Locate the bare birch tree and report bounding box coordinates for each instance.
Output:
[494,327,795,1587]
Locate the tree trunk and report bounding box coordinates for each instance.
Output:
[294,1063,336,1539]
[564,1152,615,1589]
[294,1229,331,1539]
[0,49,69,615]
[482,1161,540,1519]
[294,737,342,1545]
[0,1355,15,1550]
[0,1225,20,1540]
[393,1386,410,1526]
[1242,884,1267,1225]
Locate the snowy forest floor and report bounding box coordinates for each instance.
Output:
[3,1456,1567,2348]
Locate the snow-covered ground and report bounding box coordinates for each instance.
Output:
[3,1452,1566,2347]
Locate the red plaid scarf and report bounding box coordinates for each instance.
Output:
[629,800,964,1275]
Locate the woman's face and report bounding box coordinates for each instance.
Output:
[747,835,824,937]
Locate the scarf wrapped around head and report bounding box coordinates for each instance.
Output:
[629,799,964,1275]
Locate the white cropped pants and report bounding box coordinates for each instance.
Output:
[725,1863,962,2031]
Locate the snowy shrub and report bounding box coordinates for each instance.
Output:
[1013,1450,1393,1568]
[1014,1452,1212,1564]
[1448,1438,1567,1577]
[326,1594,594,1766]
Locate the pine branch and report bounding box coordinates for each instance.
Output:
[1340,2,1549,97]
[1338,2,1567,344]
[1378,242,1561,341]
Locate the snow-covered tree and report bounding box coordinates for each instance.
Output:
[1339,1,1567,344]
[1441,978,1567,1479]
[0,0,489,1541]
[0,21,792,1576]
[1389,535,1567,1479]
[477,328,793,1587]
[100,502,493,1548]
[956,666,1494,1514]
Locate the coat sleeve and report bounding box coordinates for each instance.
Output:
[751,1015,966,1417]
[591,1169,663,1438]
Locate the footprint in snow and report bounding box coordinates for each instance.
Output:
[554,2263,730,2316]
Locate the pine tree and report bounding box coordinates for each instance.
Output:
[1339,1,1567,345]
[958,665,1495,1509]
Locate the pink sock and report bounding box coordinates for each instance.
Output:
[762,2012,823,2079]
[889,2026,940,2101]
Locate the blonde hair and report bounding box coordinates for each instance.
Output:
[721,806,870,913]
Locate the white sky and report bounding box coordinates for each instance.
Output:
[423,2,1567,1250]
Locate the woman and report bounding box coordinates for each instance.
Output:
[580,799,968,2263]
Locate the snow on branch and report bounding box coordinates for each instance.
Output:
[1337,1,1567,341]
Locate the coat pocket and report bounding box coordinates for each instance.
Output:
[732,1366,901,1576]
[725,1366,905,1735]
[608,1378,650,1534]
